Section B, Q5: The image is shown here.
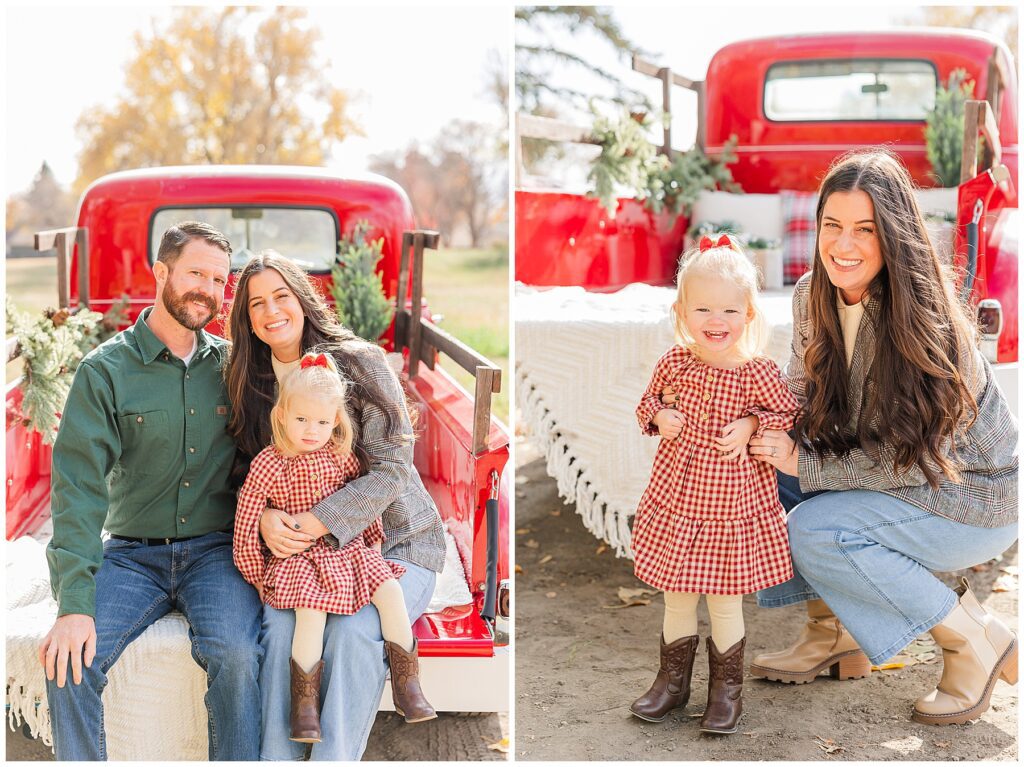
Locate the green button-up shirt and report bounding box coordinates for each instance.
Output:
[47,308,236,617]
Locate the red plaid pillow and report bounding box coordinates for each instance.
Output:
[781,191,818,284]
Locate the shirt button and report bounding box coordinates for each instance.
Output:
[136,416,144,424]
[701,412,709,421]
[183,481,191,488]
[311,473,318,481]
[703,393,711,401]
[180,517,186,524]
[189,408,195,415]
[706,374,715,382]
[189,447,196,454]
[185,373,190,380]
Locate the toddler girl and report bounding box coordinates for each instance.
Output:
[629,234,801,734]
[233,352,434,744]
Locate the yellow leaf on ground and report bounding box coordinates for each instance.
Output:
[539,555,553,565]
[487,737,509,753]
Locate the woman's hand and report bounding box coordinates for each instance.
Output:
[749,429,799,476]
[652,408,685,439]
[715,416,758,462]
[259,507,318,558]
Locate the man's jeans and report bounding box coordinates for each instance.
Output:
[259,560,437,761]
[46,531,263,760]
[759,473,1018,664]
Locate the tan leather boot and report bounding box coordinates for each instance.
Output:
[700,636,745,734]
[385,639,437,723]
[289,658,323,743]
[629,634,699,722]
[750,598,871,683]
[912,577,1018,725]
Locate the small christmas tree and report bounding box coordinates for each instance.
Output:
[331,221,395,342]
[925,69,976,187]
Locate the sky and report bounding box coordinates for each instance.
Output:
[4,4,509,195]
[519,4,940,153]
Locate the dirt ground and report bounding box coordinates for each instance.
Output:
[5,711,508,761]
[514,436,1018,762]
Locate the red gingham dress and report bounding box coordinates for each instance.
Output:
[632,346,801,595]
[233,445,405,614]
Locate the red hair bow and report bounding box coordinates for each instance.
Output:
[300,353,330,369]
[699,234,733,252]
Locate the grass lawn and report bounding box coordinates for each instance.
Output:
[6,249,510,424]
[421,246,509,425]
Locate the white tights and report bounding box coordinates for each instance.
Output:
[662,591,745,653]
[291,578,414,673]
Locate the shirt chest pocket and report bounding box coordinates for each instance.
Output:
[116,409,172,477]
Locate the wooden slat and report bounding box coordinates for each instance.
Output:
[961,101,981,185]
[35,227,88,309]
[472,367,498,455]
[960,100,1002,184]
[421,322,501,388]
[516,113,595,144]
[632,54,700,91]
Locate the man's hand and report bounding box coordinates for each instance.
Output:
[652,408,685,439]
[259,507,317,558]
[39,614,96,688]
[715,415,759,462]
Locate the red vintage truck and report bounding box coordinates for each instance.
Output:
[5,166,509,757]
[515,29,1018,368]
[514,28,1017,563]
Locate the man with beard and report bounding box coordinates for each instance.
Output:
[39,222,262,760]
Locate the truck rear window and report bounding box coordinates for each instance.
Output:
[151,207,338,272]
[764,59,937,122]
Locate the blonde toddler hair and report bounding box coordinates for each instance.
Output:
[271,352,354,457]
[670,235,770,360]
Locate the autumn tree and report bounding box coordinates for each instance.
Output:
[6,162,76,248]
[907,6,1017,61]
[370,120,506,248]
[74,6,360,192]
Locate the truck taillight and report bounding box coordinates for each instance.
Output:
[977,299,1002,363]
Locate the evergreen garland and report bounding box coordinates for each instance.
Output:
[331,221,395,342]
[588,108,740,215]
[925,69,976,187]
[6,297,128,443]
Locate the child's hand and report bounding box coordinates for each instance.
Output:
[652,408,685,439]
[715,415,759,462]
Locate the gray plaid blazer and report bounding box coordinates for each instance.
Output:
[310,343,446,572]
[787,273,1018,528]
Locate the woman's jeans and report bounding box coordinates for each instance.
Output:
[259,560,437,761]
[758,473,1018,665]
[45,531,263,761]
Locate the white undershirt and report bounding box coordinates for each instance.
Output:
[836,295,866,369]
[178,335,199,366]
[271,354,301,383]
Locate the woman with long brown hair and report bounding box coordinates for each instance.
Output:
[223,251,445,759]
[738,150,1016,724]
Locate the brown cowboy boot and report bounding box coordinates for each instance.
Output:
[385,639,437,723]
[912,578,1018,725]
[289,658,324,743]
[750,599,871,683]
[629,634,699,722]
[700,636,745,734]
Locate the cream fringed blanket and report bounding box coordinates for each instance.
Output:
[6,527,471,758]
[5,536,210,760]
[515,282,795,558]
